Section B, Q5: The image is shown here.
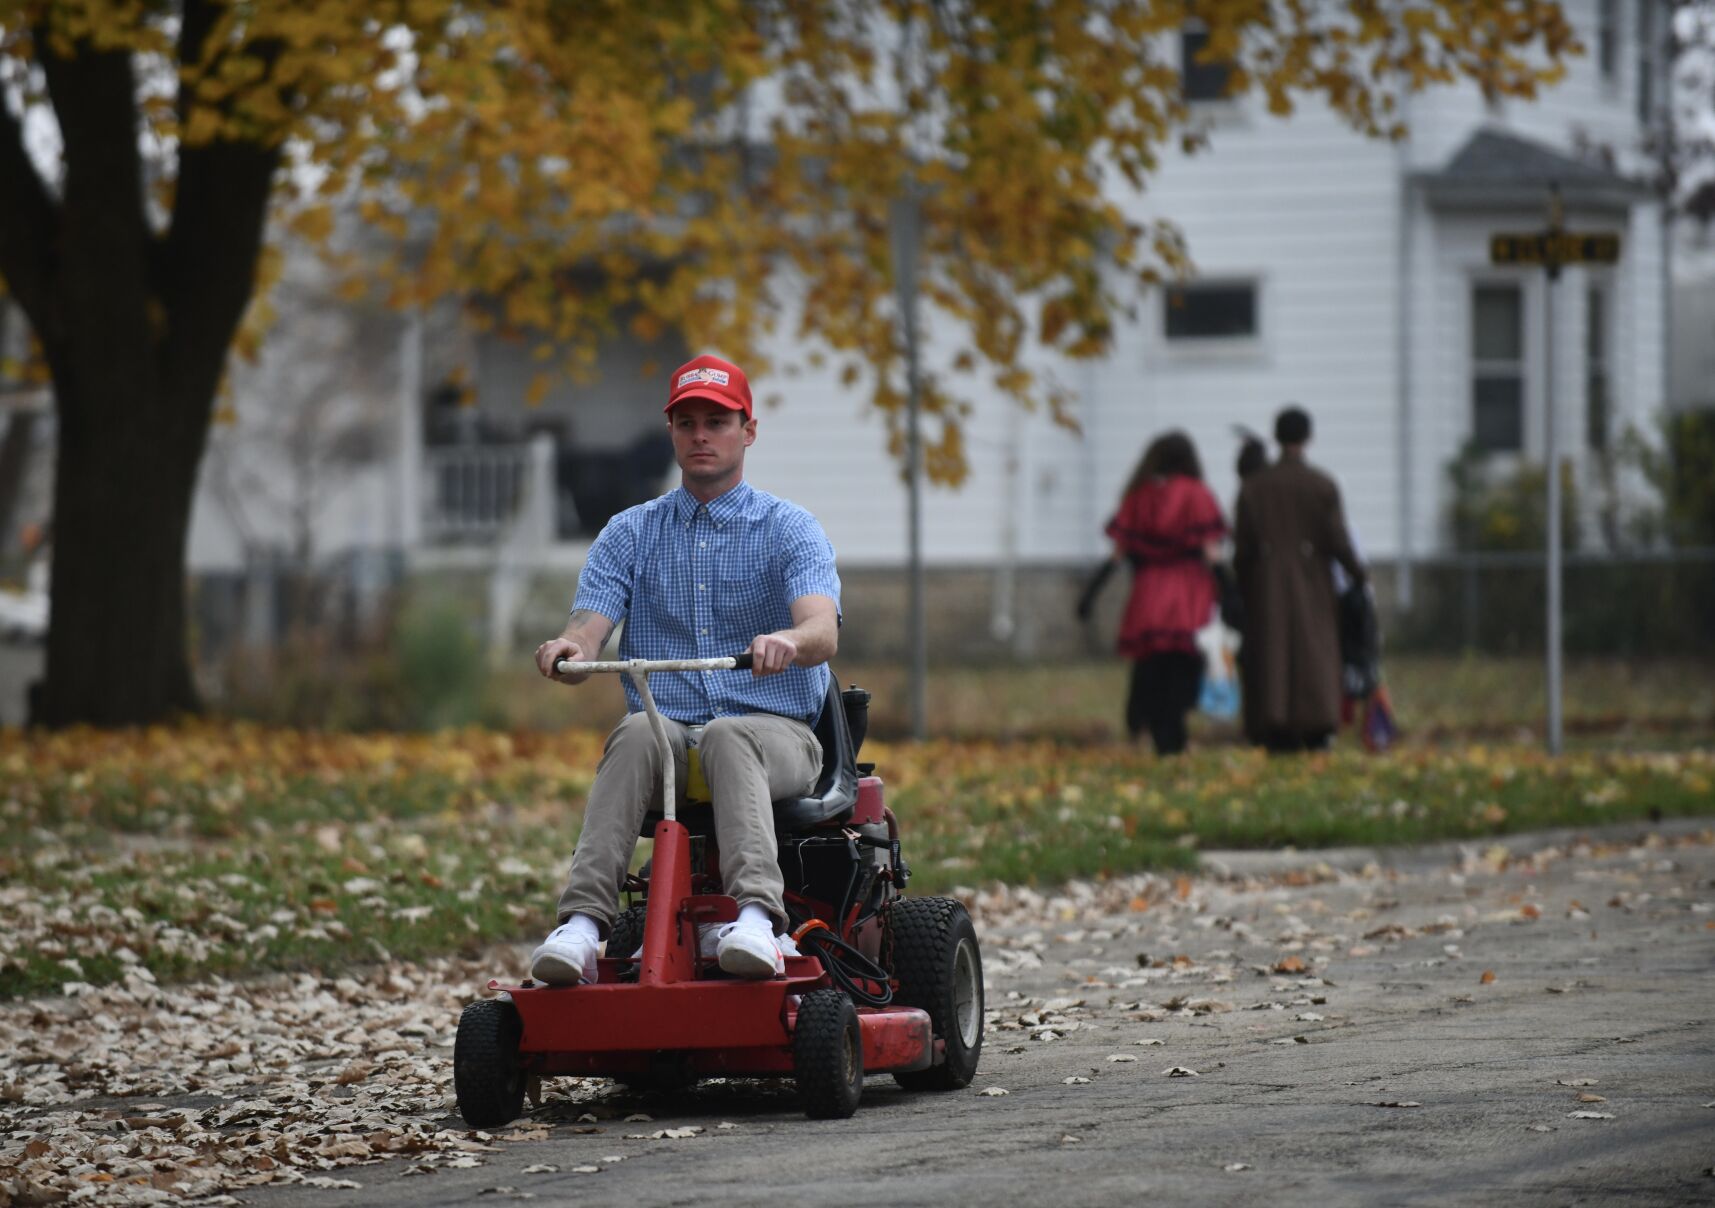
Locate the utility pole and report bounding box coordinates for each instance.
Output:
[1489,185,1621,756]
[891,191,928,742]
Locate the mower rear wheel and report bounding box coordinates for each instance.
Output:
[793,989,864,1119]
[889,896,983,1091]
[607,902,647,961]
[454,997,525,1128]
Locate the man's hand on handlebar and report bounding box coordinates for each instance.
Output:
[747,632,798,677]
[537,638,592,685]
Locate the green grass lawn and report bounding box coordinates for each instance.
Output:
[2,718,1710,998]
[480,655,1715,746]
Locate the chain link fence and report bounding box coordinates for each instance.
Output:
[1388,547,1715,657]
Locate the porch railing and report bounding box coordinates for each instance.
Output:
[422,443,533,542]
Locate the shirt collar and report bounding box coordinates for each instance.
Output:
[672,479,753,526]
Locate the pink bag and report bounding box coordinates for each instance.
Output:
[1361,683,1397,752]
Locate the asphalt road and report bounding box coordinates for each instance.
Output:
[252,820,1715,1207]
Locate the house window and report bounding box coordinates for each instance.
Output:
[1471,283,1525,452]
[1596,0,1619,81]
[1180,28,1233,103]
[1586,283,1611,451]
[1164,281,1256,340]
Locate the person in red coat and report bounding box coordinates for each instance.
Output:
[1102,432,1226,754]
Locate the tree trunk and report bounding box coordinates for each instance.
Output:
[3,20,282,727]
[38,369,212,727]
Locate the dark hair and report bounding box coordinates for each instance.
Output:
[1275,405,1312,445]
[1122,430,1203,498]
[1236,436,1268,479]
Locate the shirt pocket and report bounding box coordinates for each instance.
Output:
[717,572,774,636]
[640,563,679,615]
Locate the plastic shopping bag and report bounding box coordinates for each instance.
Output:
[1195,618,1241,721]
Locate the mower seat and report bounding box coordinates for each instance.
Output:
[639,675,859,838]
[773,675,859,832]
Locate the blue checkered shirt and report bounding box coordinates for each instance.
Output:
[573,481,842,725]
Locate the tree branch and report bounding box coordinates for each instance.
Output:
[159,0,282,421]
[0,89,62,345]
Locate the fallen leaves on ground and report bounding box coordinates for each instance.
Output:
[2,770,1710,1202]
[0,948,623,1203]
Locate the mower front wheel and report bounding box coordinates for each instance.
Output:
[793,989,864,1119]
[454,997,525,1128]
[889,896,984,1091]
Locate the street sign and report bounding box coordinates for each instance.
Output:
[1489,231,1621,267]
[1487,184,1627,757]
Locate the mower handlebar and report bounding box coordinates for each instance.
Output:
[553,652,754,676]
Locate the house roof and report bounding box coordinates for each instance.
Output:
[1414,128,1652,213]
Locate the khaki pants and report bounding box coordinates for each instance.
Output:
[555,711,822,935]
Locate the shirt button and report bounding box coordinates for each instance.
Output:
[700,628,708,635]
[699,541,707,549]
[698,584,706,591]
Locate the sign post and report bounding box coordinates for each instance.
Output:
[1488,185,1620,756]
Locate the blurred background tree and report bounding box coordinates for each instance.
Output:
[0,0,1576,725]
[1446,444,1584,553]
[1620,410,1715,546]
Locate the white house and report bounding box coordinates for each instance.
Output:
[740,0,1670,572]
[184,0,1678,659]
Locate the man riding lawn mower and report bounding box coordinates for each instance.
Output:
[453,356,983,1122]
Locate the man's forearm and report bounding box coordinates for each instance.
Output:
[779,614,838,667]
[561,608,615,657]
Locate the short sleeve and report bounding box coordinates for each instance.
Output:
[777,506,841,615]
[571,514,636,623]
[1106,479,1224,560]
[1182,480,1227,543]
[1103,487,1149,553]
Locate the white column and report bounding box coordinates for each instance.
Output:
[396,310,424,553]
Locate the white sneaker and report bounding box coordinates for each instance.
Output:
[696,923,798,961]
[715,923,785,979]
[530,923,599,986]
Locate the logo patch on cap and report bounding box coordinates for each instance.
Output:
[678,367,730,389]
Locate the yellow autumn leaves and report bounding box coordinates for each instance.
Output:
[1,0,1580,484]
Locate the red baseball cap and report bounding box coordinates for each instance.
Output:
[665,354,752,421]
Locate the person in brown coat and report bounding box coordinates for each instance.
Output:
[1234,407,1365,753]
